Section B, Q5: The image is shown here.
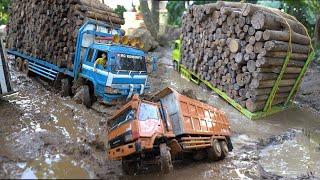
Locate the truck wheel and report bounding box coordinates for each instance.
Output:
[160,143,173,174]
[207,139,222,161]
[82,85,92,107]
[61,78,71,97]
[15,57,23,71]
[122,160,138,175]
[219,140,229,159]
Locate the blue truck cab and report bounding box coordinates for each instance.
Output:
[8,20,149,105]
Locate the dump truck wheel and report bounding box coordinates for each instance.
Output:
[15,57,23,71]
[160,143,173,174]
[122,160,138,175]
[219,140,229,160]
[82,85,92,107]
[207,139,222,161]
[61,78,71,97]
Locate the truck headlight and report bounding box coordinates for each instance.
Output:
[105,87,119,94]
[124,134,133,142]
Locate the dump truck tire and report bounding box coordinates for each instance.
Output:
[160,143,173,174]
[82,85,92,107]
[207,139,222,161]
[122,160,138,175]
[219,140,229,160]
[15,57,23,71]
[61,78,71,97]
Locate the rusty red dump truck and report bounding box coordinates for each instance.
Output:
[107,87,233,174]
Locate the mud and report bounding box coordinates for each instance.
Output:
[0,47,320,179]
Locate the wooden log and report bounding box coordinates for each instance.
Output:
[258,50,308,61]
[228,39,240,53]
[251,11,307,35]
[250,78,296,89]
[246,97,286,112]
[264,40,311,54]
[249,92,289,102]
[256,67,302,74]
[256,57,305,67]
[246,86,292,98]
[252,72,299,81]
[263,30,310,45]
[242,3,297,21]
[255,31,264,41]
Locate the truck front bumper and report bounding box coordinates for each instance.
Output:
[108,141,142,160]
[103,84,150,104]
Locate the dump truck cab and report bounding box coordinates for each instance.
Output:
[108,87,233,175]
[108,94,174,159]
[80,43,148,104]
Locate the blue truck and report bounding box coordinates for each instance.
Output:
[7,20,149,106]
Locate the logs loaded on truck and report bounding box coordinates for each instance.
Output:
[6,0,149,105]
[107,87,232,174]
[172,1,314,119]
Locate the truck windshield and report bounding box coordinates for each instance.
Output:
[109,108,135,130]
[138,103,159,121]
[115,54,147,72]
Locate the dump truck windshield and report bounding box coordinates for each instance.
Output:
[115,54,147,72]
[138,103,159,121]
[109,108,135,130]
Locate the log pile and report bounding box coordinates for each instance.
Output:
[181,2,311,112]
[6,0,124,69]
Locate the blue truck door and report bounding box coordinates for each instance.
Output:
[81,49,108,96]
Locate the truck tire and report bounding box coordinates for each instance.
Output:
[122,160,138,175]
[219,140,229,160]
[15,57,23,71]
[61,78,71,97]
[160,143,173,174]
[82,85,92,107]
[207,139,222,161]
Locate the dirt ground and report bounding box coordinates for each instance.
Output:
[0,46,320,179]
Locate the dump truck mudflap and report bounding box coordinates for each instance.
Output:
[226,136,233,151]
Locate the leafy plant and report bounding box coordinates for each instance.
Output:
[0,0,10,24]
[113,5,126,19]
[166,1,185,27]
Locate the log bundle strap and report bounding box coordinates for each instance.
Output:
[181,2,313,113]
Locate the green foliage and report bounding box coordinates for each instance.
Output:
[0,0,10,24]
[166,1,185,27]
[113,5,126,19]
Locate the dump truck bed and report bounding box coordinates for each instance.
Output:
[154,87,231,136]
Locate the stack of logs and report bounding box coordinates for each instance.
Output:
[181,2,311,112]
[6,0,124,69]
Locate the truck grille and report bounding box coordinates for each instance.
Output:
[109,130,132,149]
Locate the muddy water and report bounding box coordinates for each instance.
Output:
[1,49,320,179]
[0,61,121,179]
